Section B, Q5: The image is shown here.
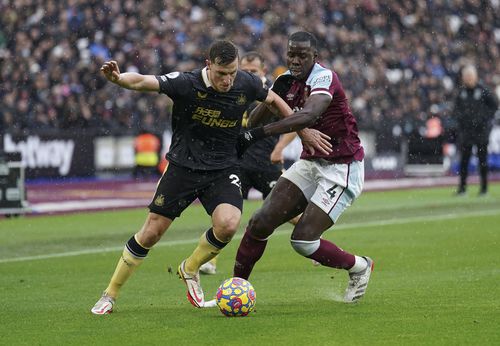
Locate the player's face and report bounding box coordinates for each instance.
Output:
[240,58,266,79]
[206,58,238,93]
[286,40,316,80]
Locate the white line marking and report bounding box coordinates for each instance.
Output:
[1,208,498,264]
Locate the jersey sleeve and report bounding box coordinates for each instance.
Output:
[309,70,334,98]
[270,74,294,99]
[248,72,269,102]
[155,72,191,98]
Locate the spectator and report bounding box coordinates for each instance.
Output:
[0,0,498,145]
[453,64,498,195]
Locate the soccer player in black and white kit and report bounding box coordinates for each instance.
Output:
[91,40,331,313]
[199,52,300,275]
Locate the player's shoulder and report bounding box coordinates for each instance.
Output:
[237,69,265,88]
[272,71,295,92]
[306,63,335,86]
[274,70,294,84]
[158,69,197,84]
[157,69,199,96]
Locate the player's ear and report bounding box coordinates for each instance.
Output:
[206,59,211,70]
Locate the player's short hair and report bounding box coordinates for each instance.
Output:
[209,40,239,65]
[288,31,318,50]
[241,51,265,67]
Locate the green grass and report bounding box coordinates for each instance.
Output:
[1,183,499,345]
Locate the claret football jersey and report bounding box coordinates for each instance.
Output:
[156,68,268,170]
[272,63,364,164]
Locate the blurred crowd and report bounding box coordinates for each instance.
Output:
[1,0,499,149]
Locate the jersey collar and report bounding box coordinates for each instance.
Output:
[201,67,212,88]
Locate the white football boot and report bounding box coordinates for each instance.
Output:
[199,261,217,275]
[91,293,115,315]
[344,256,374,303]
[177,260,205,308]
[203,299,218,308]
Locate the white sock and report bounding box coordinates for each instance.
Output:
[348,256,368,273]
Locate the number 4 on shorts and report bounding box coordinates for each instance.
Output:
[326,184,339,199]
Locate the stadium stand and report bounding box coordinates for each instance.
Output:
[1,0,498,142]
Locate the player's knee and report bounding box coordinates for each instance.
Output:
[247,212,274,238]
[213,214,240,241]
[290,239,320,257]
[138,213,168,246]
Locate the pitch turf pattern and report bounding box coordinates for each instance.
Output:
[0,184,499,345]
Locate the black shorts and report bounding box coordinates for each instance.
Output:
[148,163,243,219]
[239,168,282,199]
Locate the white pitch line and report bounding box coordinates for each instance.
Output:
[1,208,498,264]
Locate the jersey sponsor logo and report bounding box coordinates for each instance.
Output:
[236,94,247,105]
[197,91,208,99]
[154,194,165,207]
[192,107,238,128]
[312,74,332,87]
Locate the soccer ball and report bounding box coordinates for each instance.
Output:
[216,277,256,317]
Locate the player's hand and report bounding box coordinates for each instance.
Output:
[270,147,284,164]
[100,61,121,84]
[236,127,266,158]
[298,128,332,155]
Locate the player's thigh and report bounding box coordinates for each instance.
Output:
[310,160,364,224]
[253,176,308,230]
[199,167,244,216]
[148,163,199,219]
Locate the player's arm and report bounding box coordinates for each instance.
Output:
[261,89,294,118]
[101,61,159,92]
[239,94,333,157]
[271,127,333,161]
[270,132,297,164]
[247,102,275,127]
[263,94,331,135]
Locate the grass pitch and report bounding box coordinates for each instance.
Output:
[1,183,499,345]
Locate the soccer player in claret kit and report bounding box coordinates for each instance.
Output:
[229,31,374,303]
[91,40,330,314]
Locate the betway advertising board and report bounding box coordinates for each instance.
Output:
[1,133,94,178]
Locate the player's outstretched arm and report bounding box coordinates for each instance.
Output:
[263,94,331,135]
[101,61,159,92]
[247,103,275,127]
[238,93,333,157]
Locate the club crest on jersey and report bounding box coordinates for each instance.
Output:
[236,94,247,105]
[154,194,165,207]
[197,91,208,99]
[286,93,294,100]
